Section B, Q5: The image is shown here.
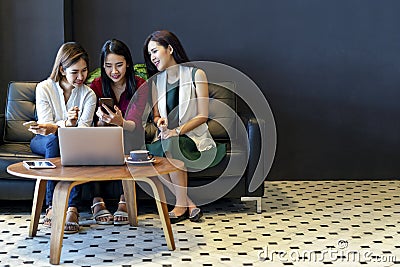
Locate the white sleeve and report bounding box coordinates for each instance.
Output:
[36,82,56,124]
[77,89,97,127]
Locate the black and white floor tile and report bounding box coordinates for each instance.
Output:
[1,181,400,266]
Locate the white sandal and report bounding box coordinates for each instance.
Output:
[91,201,113,225]
[113,201,129,225]
[43,206,52,228]
[64,207,80,234]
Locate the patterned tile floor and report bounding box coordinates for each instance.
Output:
[0,181,400,267]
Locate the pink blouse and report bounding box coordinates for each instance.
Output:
[90,76,149,130]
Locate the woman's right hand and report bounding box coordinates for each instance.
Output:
[157,118,168,131]
[28,124,58,135]
[96,105,124,126]
[157,117,168,132]
[156,117,169,139]
[66,106,79,127]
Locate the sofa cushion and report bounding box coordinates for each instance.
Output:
[4,82,37,143]
[207,82,236,141]
[0,143,42,158]
[188,143,247,178]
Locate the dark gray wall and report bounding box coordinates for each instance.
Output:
[0,0,64,112]
[3,0,400,180]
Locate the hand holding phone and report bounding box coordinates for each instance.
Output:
[99,98,115,114]
[23,121,38,128]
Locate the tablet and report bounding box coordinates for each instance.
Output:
[23,160,56,169]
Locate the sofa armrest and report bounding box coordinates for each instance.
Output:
[0,113,4,145]
[243,115,265,196]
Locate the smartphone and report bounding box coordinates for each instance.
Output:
[99,98,115,113]
[23,121,38,128]
[23,160,56,169]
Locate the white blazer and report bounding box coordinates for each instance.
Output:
[156,65,216,151]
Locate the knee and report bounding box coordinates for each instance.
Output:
[45,135,60,158]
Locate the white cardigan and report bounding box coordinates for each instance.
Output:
[155,66,216,151]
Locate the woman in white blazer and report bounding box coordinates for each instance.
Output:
[143,30,226,223]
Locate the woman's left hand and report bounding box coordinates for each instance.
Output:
[28,124,58,135]
[158,128,178,139]
[97,104,124,126]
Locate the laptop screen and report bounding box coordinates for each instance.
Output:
[58,127,125,166]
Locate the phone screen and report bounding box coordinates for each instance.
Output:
[99,98,115,113]
[28,161,52,167]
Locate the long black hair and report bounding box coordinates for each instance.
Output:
[100,39,137,100]
[143,30,190,78]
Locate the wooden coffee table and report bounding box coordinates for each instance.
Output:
[7,156,185,265]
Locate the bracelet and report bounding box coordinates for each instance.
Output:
[175,126,181,135]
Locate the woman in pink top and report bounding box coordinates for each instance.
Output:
[90,39,149,225]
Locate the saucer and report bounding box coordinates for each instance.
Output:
[125,157,156,165]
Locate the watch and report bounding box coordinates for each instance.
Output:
[175,126,181,135]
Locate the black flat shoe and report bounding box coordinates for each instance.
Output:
[189,208,203,222]
[169,210,189,224]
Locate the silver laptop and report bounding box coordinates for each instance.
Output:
[58,127,125,166]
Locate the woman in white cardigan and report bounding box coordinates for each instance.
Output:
[29,42,96,233]
[143,30,226,223]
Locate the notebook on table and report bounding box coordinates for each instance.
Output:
[58,127,125,166]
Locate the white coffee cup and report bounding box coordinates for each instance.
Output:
[129,150,153,161]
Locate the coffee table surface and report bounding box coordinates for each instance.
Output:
[7,156,184,181]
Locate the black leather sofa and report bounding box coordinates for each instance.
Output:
[0,81,264,212]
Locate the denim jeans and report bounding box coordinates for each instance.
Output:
[30,134,81,208]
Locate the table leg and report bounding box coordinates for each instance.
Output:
[136,176,175,251]
[49,181,73,265]
[29,179,47,237]
[122,180,138,226]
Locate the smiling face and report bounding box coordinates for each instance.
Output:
[103,53,127,84]
[147,40,176,71]
[60,58,88,89]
